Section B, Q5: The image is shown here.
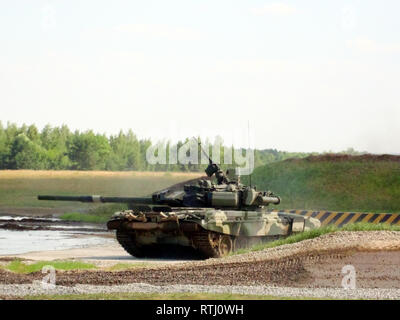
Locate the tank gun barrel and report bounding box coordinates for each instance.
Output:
[38,195,154,204]
[256,195,280,205]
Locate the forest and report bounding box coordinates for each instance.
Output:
[0,122,359,172]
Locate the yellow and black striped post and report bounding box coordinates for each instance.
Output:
[271,209,400,227]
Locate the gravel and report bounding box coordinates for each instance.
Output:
[2,282,400,300]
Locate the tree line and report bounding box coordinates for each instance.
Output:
[0,122,359,172]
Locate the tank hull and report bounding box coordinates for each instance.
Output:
[107,209,321,258]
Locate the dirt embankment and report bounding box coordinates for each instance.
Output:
[286,153,400,163]
[2,231,400,288]
[0,217,106,232]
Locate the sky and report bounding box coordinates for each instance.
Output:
[0,0,399,153]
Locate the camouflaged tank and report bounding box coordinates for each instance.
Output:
[38,157,321,258]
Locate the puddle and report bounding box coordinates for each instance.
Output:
[0,216,60,222]
[0,216,114,255]
[0,230,115,255]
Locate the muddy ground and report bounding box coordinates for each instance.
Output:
[2,231,400,290]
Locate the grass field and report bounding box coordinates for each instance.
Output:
[1,155,399,217]
[243,157,400,213]
[0,170,201,214]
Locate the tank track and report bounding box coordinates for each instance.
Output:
[116,228,232,259]
[116,230,146,258]
[117,228,283,259]
[191,230,281,258]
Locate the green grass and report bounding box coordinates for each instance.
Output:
[3,260,161,273]
[233,222,400,255]
[243,159,400,212]
[60,203,127,223]
[21,292,334,300]
[59,212,109,223]
[5,260,96,273]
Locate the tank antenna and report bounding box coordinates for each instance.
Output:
[248,120,252,187]
[193,137,213,165]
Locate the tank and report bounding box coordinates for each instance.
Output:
[38,146,320,258]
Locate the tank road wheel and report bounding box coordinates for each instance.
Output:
[208,232,220,254]
[116,230,145,258]
[219,235,233,256]
[192,230,219,258]
[192,230,234,258]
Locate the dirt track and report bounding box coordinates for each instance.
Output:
[2,231,400,290]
